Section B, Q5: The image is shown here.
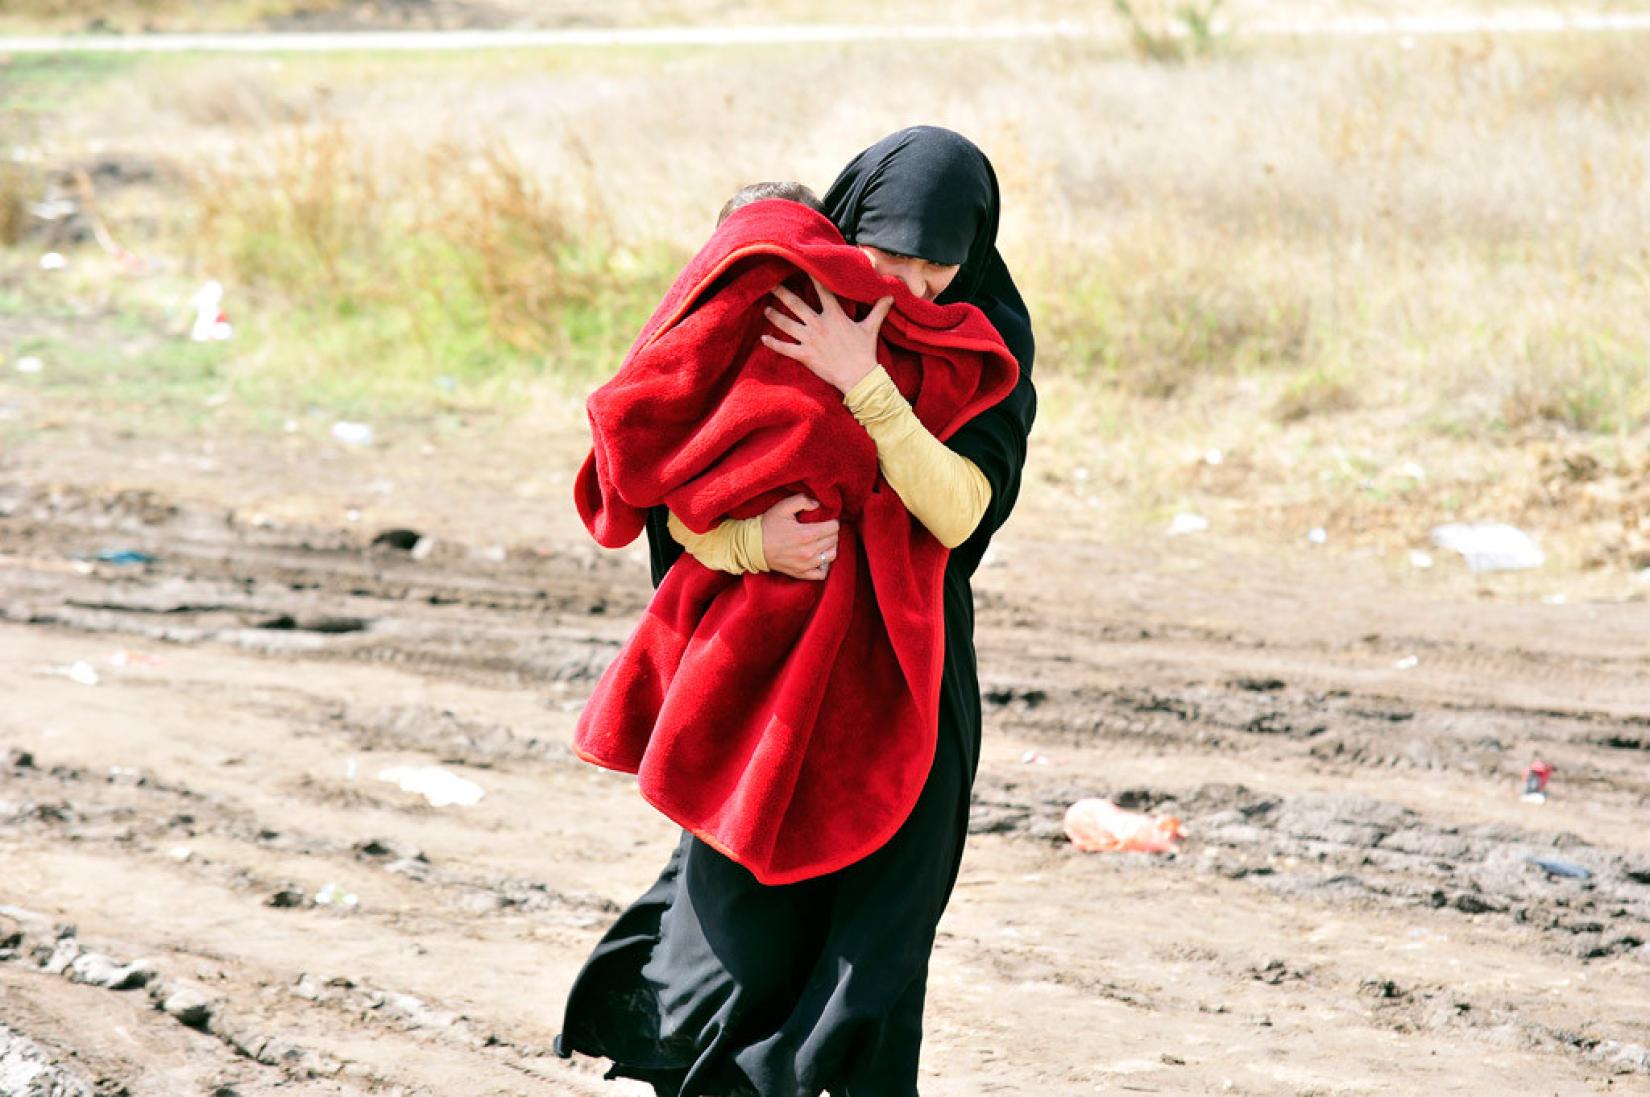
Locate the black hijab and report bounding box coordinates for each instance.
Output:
[822,126,1033,366]
[823,126,1036,547]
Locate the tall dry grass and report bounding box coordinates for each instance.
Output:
[189,121,677,405]
[0,161,33,247]
[15,33,1650,561]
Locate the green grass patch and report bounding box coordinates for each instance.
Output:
[0,0,316,34]
[1499,323,1650,433]
[1023,240,1314,398]
[5,324,233,425]
[0,53,142,116]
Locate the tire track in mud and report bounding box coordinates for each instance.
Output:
[6,481,1649,899]
[6,481,1647,776]
[0,744,617,930]
[0,738,625,1096]
[0,898,592,1097]
[5,479,1650,1090]
[969,773,1650,963]
[976,673,1650,803]
[0,484,638,687]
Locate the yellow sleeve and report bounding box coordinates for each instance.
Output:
[666,510,768,574]
[842,366,992,549]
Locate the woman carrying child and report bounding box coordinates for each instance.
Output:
[556,125,1037,1097]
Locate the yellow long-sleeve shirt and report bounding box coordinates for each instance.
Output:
[667,366,991,570]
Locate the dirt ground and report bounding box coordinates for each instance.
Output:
[2,421,1649,1097]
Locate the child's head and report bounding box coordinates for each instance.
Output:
[716,181,825,226]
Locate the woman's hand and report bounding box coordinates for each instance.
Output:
[761,277,894,394]
[760,493,840,581]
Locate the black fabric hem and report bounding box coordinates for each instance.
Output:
[555,1037,760,1097]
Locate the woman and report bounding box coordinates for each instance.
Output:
[555,125,1037,1097]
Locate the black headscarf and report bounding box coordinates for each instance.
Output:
[823,126,1037,547]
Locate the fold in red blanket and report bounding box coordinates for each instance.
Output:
[573,200,1019,885]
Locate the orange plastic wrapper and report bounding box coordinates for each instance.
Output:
[1063,798,1185,853]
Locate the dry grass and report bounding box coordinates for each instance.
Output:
[1110,0,1226,62]
[2,0,1642,33]
[7,30,1650,572]
[0,161,33,246]
[187,120,675,406]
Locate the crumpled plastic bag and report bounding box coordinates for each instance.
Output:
[1430,522,1544,573]
[1063,797,1185,853]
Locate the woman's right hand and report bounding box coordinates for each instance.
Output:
[761,494,839,580]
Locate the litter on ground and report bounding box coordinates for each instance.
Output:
[1064,798,1184,854]
[376,765,484,808]
[1430,522,1545,573]
[1168,512,1209,537]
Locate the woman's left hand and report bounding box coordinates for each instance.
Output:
[762,277,894,394]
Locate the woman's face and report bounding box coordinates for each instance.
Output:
[859,245,960,302]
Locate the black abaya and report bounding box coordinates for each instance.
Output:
[555,126,1036,1097]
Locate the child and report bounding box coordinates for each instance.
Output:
[668,180,832,576]
[715,179,824,227]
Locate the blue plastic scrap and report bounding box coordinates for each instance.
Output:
[1526,856,1591,880]
[95,550,157,566]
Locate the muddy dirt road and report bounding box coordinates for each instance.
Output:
[2,477,1649,1096]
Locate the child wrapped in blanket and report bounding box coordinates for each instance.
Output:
[665,179,993,583]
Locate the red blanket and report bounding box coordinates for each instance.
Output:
[573,200,1018,884]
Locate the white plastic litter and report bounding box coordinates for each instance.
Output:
[1168,512,1209,536]
[38,252,65,271]
[1392,655,1420,670]
[1203,448,1224,466]
[43,661,101,686]
[188,281,233,342]
[15,356,43,374]
[1307,527,1328,545]
[1408,550,1435,570]
[376,765,484,807]
[314,882,359,907]
[331,420,374,447]
[1430,522,1545,573]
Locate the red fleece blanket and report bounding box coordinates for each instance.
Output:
[573,200,1018,884]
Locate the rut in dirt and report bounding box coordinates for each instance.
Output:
[6,481,1650,953]
[4,479,1650,1086]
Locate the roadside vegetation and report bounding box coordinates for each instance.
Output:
[2,31,1647,575]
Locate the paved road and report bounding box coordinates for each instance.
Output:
[1,11,1649,52]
